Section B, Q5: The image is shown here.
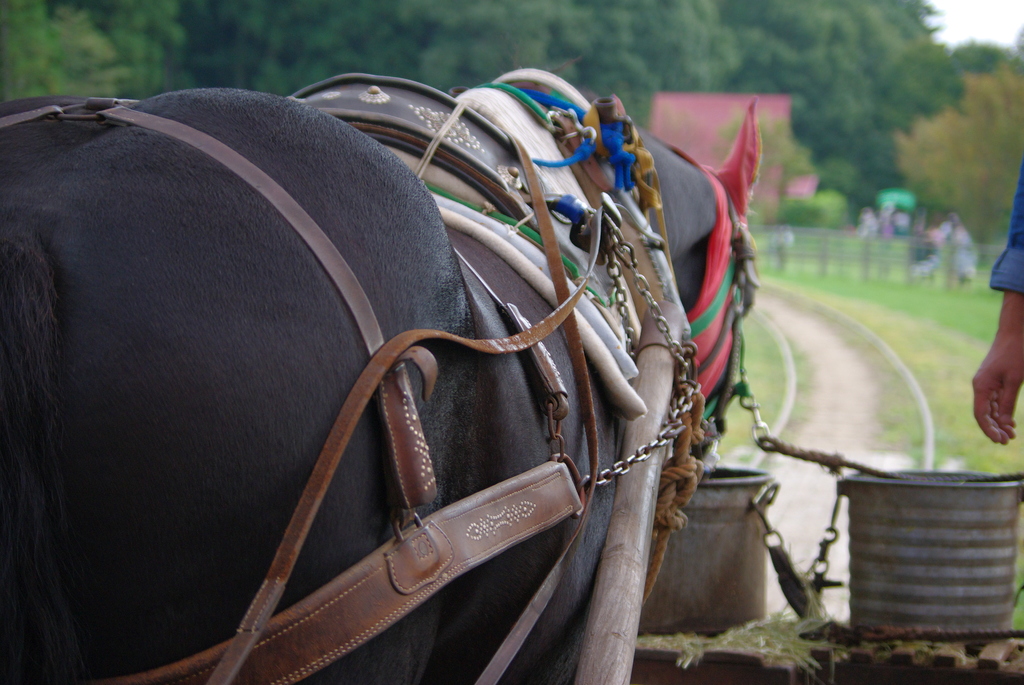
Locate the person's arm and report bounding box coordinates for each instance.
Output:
[974,152,1024,443]
[973,290,1024,443]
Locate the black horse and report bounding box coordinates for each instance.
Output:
[0,87,727,685]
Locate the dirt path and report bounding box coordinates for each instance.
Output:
[753,290,913,620]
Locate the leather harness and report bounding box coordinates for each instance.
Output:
[1,100,601,684]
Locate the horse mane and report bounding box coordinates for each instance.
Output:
[0,234,80,684]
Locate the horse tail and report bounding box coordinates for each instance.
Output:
[0,235,80,684]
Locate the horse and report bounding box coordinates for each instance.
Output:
[0,78,752,685]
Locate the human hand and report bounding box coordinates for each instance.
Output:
[973,291,1024,444]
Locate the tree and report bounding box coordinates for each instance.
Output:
[398,0,587,92]
[59,0,183,97]
[0,0,61,99]
[173,0,589,96]
[896,66,1024,244]
[569,0,738,118]
[715,0,957,208]
[951,41,1024,75]
[879,38,962,131]
[52,6,125,95]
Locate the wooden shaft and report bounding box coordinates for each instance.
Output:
[574,342,676,685]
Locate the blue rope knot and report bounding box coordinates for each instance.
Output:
[601,123,636,191]
[518,87,636,191]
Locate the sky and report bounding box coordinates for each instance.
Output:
[926,0,1024,48]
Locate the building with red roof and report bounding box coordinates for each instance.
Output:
[649,92,792,168]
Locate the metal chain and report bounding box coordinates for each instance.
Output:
[545,400,568,462]
[742,380,1024,482]
[589,196,701,487]
[736,343,1024,483]
[602,213,695,373]
[751,482,786,549]
[604,247,637,352]
[738,375,844,605]
[810,495,843,593]
[592,385,696,485]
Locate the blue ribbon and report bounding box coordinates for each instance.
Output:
[533,138,597,168]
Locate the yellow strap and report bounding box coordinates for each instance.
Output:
[582,105,610,157]
[624,131,662,214]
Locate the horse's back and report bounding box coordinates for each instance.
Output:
[1,89,474,681]
[1,87,619,685]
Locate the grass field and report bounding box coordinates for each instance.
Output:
[744,270,1021,472]
[760,269,1005,343]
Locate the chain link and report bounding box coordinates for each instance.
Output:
[604,247,637,352]
[545,400,568,462]
[591,388,695,485]
[589,196,702,487]
[603,214,694,373]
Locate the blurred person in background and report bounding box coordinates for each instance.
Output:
[974,151,1024,444]
[857,207,879,238]
[952,219,977,285]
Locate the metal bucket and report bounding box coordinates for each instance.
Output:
[639,467,773,634]
[840,472,1023,629]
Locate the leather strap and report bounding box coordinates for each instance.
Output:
[92,462,582,685]
[513,136,600,502]
[348,121,531,222]
[103,105,447,556]
[84,287,591,685]
[471,139,603,685]
[453,247,569,421]
[377,361,438,510]
[199,291,593,684]
[0,104,63,128]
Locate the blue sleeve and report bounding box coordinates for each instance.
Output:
[990,151,1024,293]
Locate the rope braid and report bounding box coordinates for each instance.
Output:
[644,393,705,601]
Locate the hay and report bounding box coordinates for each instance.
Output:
[636,613,836,672]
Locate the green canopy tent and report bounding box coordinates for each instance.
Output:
[876,187,916,212]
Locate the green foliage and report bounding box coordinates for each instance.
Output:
[878,38,962,130]
[63,0,183,97]
[951,41,1024,75]
[896,66,1024,244]
[399,0,588,92]
[177,0,404,92]
[816,157,861,198]
[717,0,958,208]
[171,0,740,114]
[52,6,126,95]
[0,0,181,99]
[777,189,849,229]
[569,0,738,118]
[1,0,62,99]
